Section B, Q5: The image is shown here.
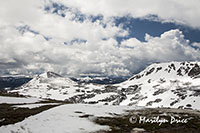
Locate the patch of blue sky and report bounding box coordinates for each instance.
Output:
[44,2,106,25]
[70,38,87,44]
[44,2,67,18]
[44,2,86,22]
[17,25,40,35]
[114,16,200,44]
[17,25,51,41]
[43,36,52,41]
[44,2,200,45]
[64,38,87,45]
[17,25,39,35]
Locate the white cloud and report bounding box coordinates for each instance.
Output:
[54,0,200,29]
[0,0,44,25]
[0,24,199,76]
[0,0,200,77]
[121,38,142,48]
[192,42,200,49]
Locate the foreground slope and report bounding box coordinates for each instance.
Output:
[1,104,200,133]
[0,104,141,133]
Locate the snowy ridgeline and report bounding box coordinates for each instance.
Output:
[0,104,143,133]
[10,62,200,110]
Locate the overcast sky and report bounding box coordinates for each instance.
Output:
[0,0,200,77]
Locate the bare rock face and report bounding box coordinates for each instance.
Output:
[145,67,155,76]
[188,64,200,78]
[46,71,62,78]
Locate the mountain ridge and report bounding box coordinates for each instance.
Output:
[10,61,200,110]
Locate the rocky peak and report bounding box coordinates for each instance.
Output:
[188,63,200,78]
[46,71,62,78]
[129,62,200,81]
[39,71,62,79]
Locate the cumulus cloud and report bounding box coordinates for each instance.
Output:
[192,42,200,49]
[0,24,199,76]
[0,0,200,77]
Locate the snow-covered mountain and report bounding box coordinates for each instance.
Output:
[118,61,200,109]
[11,72,83,100]
[11,62,200,110]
